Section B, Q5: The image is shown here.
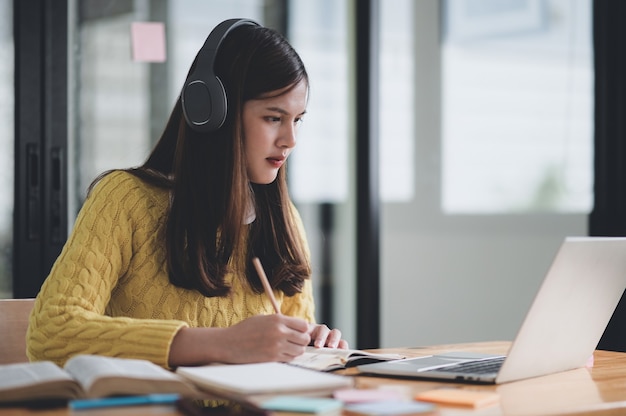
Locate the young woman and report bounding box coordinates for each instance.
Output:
[26,19,348,369]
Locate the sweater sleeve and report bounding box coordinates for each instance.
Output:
[26,172,187,368]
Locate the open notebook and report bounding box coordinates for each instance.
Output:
[357,236,626,384]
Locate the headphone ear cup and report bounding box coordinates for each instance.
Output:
[181,74,227,133]
[181,18,260,135]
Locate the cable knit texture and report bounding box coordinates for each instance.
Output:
[26,171,316,368]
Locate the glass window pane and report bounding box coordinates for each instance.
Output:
[72,1,264,205]
[288,0,349,203]
[167,1,264,101]
[380,0,414,202]
[0,0,13,298]
[75,6,154,203]
[442,0,593,213]
[288,0,355,342]
[381,0,589,350]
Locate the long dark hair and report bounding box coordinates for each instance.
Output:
[95,23,311,297]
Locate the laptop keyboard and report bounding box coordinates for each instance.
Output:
[435,357,505,374]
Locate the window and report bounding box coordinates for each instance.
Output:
[288,0,356,341]
[380,0,414,202]
[380,0,591,348]
[72,0,265,206]
[442,0,593,213]
[288,0,349,203]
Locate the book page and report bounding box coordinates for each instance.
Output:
[290,347,405,371]
[289,348,351,371]
[64,355,199,398]
[0,361,82,402]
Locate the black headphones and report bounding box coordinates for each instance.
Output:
[181,18,261,133]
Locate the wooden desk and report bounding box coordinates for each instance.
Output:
[2,342,626,416]
[351,341,626,415]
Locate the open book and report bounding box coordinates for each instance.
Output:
[0,355,355,407]
[0,355,201,403]
[289,347,405,371]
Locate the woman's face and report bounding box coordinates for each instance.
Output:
[242,80,307,184]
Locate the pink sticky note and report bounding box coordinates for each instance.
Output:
[333,388,406,404]
[130,22,166,63]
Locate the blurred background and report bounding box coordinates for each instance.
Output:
[3,0,594,349]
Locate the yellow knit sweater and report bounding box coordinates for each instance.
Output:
[26,171,316,368]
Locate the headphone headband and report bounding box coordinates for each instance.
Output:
[181,18,261,133]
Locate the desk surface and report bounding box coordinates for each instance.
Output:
[3,341,626,416]
[352,341,626,415]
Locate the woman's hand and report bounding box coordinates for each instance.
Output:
[169,314,312,367]
[308,323,349,349]
[219,314,312,363]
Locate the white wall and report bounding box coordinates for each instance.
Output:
[381,213,586,347]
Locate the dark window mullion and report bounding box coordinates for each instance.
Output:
[42,0,68,272]
[13,0,68,298]
[355,0,380,349]
[14,0,44,298]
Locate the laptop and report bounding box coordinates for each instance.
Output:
[357,236,626,384]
